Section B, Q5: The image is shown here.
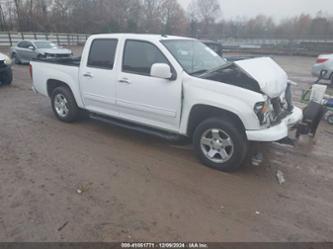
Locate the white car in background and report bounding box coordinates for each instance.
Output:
[10,40,72,64]
[312,54,333,85]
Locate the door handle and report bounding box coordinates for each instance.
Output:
[118,78,131,84]
[83,72,93,78]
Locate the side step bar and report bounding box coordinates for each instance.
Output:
[89,113,186,142]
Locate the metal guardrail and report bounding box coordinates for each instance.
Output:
[221,39,333,55]
[221,39,333,46]
[0,32,89,46]
[1,33,331,56]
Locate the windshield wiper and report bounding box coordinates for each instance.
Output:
[190,69,208,75]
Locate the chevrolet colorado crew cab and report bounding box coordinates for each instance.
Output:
[31,34,303,172]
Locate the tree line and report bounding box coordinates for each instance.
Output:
[0,0,332,40]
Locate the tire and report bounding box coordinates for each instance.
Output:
[327,114,333,125]
[51,86,80,123]
[193,117,248,172]
[12,53,21,64]
[0,69,13,85]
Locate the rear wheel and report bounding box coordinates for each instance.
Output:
[193,118,248,172]
[51,86,80,123]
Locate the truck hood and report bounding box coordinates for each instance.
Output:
[38,48,72,55]
[235,57,288,98]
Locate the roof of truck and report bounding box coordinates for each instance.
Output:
[88,33,196,42]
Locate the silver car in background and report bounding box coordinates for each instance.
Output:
[10,40,72,64]
[312,53,333,85]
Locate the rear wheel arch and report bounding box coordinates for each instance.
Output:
[47,79,72,97]
[187,104,246,138]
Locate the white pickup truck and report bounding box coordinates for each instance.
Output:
[31,34,303,172]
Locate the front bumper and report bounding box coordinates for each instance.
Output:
[246,106,303,142]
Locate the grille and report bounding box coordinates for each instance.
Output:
[270,89,293,125]
[46,53,71,58]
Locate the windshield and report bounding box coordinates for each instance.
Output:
[162,40,226,75]
[34,41,57,49]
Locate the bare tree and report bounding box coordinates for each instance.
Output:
[1,0,333,41]
[160,0,187,35]
[13,0,22,30]
[188,0,222,38]
[141,0,163,33]
[189,0,221,23]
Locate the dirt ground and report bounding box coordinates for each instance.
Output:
[0,48,332,242]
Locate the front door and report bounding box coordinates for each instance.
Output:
[16,41,35,62]
[116,40,182,132]
[79,39,119,116]
[24,42,37,61]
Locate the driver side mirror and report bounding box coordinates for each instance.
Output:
[150,63,176,80]
[28,46,35,50]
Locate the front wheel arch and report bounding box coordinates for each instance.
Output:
[187,104,246,138]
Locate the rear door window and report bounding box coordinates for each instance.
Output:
[87,39,118,69]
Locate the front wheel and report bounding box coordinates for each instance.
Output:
[193,118,248,172]
[51,86,80,123]
[12,53,21,64]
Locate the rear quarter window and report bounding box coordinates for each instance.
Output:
[87,39,118,69]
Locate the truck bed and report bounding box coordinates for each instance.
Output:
[32,56,81,67]
[31,58,80,100]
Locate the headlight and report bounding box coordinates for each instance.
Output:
[4,56,12,65]
[254,100,272,126]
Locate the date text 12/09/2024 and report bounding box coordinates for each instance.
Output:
[121,242,208,248]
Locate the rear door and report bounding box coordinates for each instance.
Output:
[116,39,182,132]
[79,38,119,116]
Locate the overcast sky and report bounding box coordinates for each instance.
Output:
[178,0,333,21]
